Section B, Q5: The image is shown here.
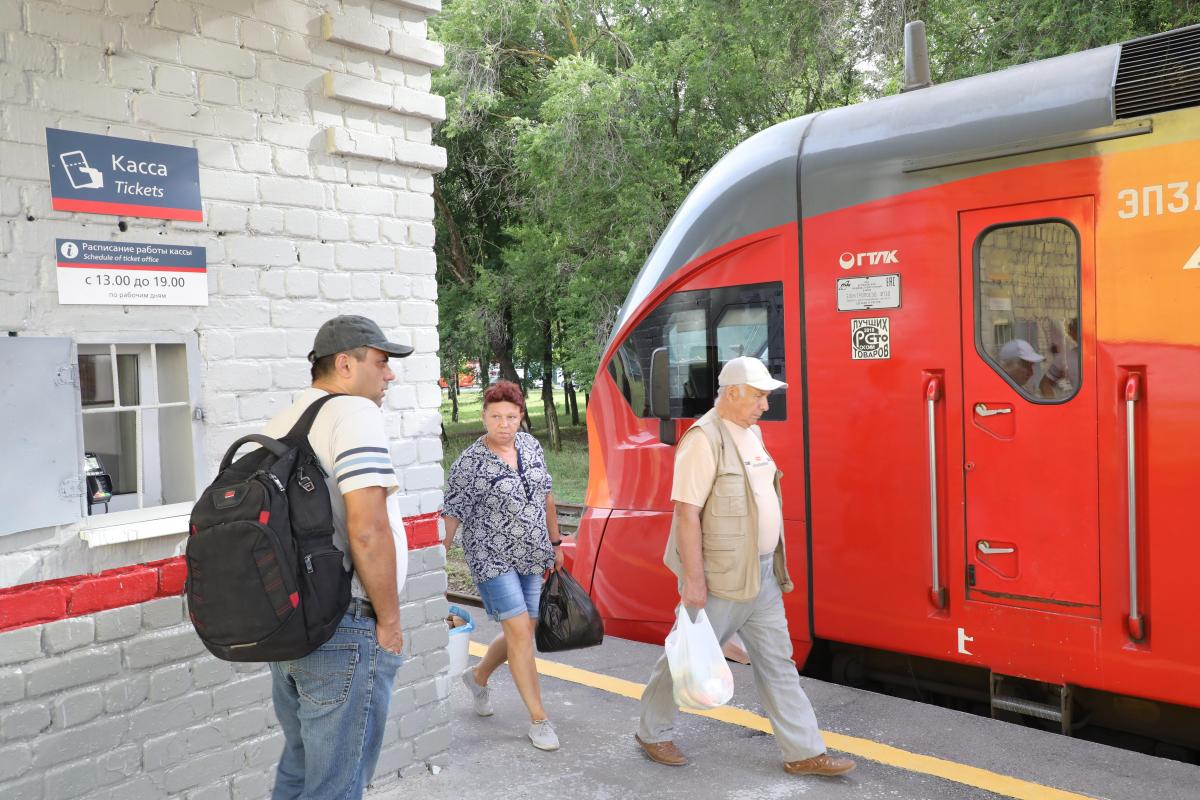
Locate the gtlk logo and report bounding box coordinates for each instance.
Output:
[839,250,899,269]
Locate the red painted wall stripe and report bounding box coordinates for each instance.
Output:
[0,512,443,632]
[57,261,207,273]
[51,197,204,221]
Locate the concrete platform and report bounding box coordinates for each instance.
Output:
[372,607,1199,800]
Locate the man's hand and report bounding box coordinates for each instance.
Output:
[377,618,404,655]
[553,546,565,571]
[682,574,707,610]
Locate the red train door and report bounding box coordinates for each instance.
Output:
[959,198,1098,613]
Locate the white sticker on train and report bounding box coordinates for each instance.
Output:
[838,274,901,311]
[1116,181,1200,219]
[851,317,890,360]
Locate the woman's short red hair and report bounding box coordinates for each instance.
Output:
[482,379,524,410]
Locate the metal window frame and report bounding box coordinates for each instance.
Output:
[617,281,788,421]
[75,333,204,542]
[972,218,1083,405]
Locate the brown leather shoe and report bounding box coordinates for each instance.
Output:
[783,752,856,776]
[635,734,689,766]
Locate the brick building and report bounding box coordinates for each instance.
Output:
[0,1,450,797]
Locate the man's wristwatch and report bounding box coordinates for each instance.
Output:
[550,539,563,547]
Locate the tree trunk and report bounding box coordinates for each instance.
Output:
[541,321,562,452]
[518,356,532,431]
[485,305,521,386]
[449,377,459,423]
[584,391,590,409]
[492,346,520,386]
[566,379,579,425]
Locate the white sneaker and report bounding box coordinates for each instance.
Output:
[461,668,494,717]
[528,719,560,751]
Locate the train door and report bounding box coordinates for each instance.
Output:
[959,198,1098,612]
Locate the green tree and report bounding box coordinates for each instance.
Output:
[435,0,1200,412]
[865,0,1200,87]
[497,1,868,392]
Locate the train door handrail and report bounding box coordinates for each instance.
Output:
[926,375,947,609]
[1125,373,1145,642]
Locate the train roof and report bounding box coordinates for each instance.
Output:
[611,24,1200,339]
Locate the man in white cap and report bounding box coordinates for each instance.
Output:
[634,356,855,778]
[998,338,1057,398]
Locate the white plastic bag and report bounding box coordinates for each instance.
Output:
[664,605,735,710]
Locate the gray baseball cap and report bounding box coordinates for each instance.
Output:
[307,315,414,362]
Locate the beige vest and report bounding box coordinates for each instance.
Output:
[663,408,793,602]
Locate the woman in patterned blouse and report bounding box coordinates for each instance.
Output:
[443,380,565,751]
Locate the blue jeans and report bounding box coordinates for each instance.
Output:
[270,599,404,800]
[476,569,543,622]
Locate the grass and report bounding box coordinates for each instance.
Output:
[440,387,589,594]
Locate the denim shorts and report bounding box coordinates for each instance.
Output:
[476,569,543,622]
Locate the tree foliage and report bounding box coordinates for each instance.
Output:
[433,0,1200,394]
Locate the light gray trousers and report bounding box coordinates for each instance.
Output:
[637,555,826,762]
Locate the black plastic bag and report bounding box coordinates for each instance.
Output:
[536,568,604,652]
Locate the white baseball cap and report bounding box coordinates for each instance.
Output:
[717,356,787,391]
[999,338,1044,363]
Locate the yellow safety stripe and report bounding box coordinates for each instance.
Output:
[468,641,1096,800]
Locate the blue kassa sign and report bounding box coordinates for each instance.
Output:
[46,128,203,221]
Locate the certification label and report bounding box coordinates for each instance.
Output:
[55,238,208,306]
[851,317,891,360]
[837,273,900,311]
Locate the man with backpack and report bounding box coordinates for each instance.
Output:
[259,315,413,799]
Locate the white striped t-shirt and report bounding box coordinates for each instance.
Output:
[262,388,407,600]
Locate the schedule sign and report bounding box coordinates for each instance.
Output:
[46,128,202,221]
[56,238,208,306]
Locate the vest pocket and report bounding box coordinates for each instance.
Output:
[711,475,748,517]
[703,548,742,593]
[703,534,740,551]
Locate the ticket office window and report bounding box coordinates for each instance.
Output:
[78,342,197,515]
[975,221,1081,402]
[608,282,787,420]
[0,335,202,540]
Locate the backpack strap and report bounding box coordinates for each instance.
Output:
[219,434,291,472]
[284,392,346,440]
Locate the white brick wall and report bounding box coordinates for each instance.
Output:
[0,0,446,583]
[0,550,454,799]
[0,0,450,794]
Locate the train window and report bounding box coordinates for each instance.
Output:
[716,303,769,362]
[608,282,786,420]
[608,338,648,416]
[975,221,1080,402]
[665,308,711,417]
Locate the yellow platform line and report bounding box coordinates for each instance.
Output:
[467,641,1095,800]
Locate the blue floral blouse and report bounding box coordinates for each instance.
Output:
[444,431,555,583]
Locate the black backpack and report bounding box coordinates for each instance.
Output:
[186,394,351,662]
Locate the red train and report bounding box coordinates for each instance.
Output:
[565,24,1200,752]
